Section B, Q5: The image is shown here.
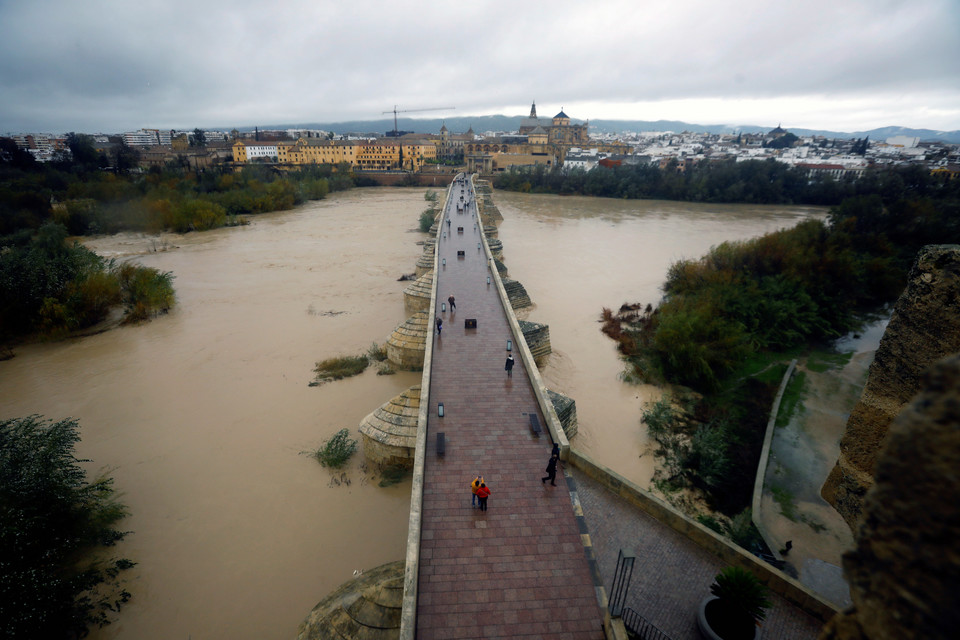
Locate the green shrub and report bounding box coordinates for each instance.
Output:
[378,464,409,486]
[313,355,369,383]
[312,428,358,468]
[367,342,387,362]
[724,508,764,551]
[419,208,435,232]
[0,416,135,637]
[115,263,175,323]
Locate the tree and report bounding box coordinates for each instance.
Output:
[0,416,135,637]
[0,137,37,170]
[766,132,798,149]
[64,132,106,171]
[113,139,140,174]
[190,128,207,147]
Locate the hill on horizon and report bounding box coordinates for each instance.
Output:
[237,115,960,144]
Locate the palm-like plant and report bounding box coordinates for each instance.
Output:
[701,566,772,640]
[711,566,771,623]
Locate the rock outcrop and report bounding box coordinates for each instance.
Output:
[818,354,960,640]
[297,561,404,640]
[822,245,960,529]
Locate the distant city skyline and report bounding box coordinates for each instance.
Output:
[1,0,958,134]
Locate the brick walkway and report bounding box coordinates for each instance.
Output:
[416,179,605,639]
[573,468,824,639]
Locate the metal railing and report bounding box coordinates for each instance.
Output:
[620,608,674,640]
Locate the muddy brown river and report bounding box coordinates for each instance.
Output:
[0,186,823,639]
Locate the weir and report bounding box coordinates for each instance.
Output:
[399,175,607,639]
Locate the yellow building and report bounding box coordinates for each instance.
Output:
[355,141,436,171]
[171,134,190,151]
[232,138,435,171]
[282,139,356,166]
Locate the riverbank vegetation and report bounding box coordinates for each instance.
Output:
[601,176,960,518]
[0,222,175,341]
[419,189,439,232]
[1,135,379,343]
[313,355,370,383]
[0,415,134,638]
[1,135,367,236]
[495,159,958,207]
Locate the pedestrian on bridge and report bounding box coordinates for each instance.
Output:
[542,454,561,486]
[436,316,442,336]
[476,482,491,511]
[505,354,515,377]
[448,294,456,311]
[470,474,484,507]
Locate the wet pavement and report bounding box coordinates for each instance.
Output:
[573,468,824,639]
[415,177,605,639]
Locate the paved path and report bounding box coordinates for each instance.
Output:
[573,468,824,639]
[416,178,605,639]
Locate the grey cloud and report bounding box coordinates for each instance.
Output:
[1,0,958,133]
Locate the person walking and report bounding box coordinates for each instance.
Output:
[470,474,483,508]
[436,316,442,336]
[504,354,515,377]
[476,482,491,511]
[542,454,561,486]
[448,294,456,311]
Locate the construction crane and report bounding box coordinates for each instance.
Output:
[383,105,455,137]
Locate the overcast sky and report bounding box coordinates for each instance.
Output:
[2,0,958,134]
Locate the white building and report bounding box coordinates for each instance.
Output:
[244,143,279,160]
[886,135,920,148]
[122,129,162,147]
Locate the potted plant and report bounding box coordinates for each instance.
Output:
[697,566,771,640]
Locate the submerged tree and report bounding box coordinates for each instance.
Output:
[0,416,135,637]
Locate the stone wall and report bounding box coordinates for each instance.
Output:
[359,384,421,468]
[298,560,404,639]
[547,389,578,439]
[402,271,434,314]
[569,451,838,623]
[386,312,428,370]
[502,277,532,310]
[818,354,960,640]
[822,245,960,529]
[414,253,433,277]
[519,319,552,366]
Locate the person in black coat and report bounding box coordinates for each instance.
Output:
[542,454,560,486]
[504,354,514,377]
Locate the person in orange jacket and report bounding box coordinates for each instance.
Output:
[470,474,483,508]
[476,482,491,511]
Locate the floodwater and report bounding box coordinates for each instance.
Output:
[494,190,826,487]
[0,186,825,639]
[0,188,426,640]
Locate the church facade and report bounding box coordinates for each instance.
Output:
[465,102,621,173]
